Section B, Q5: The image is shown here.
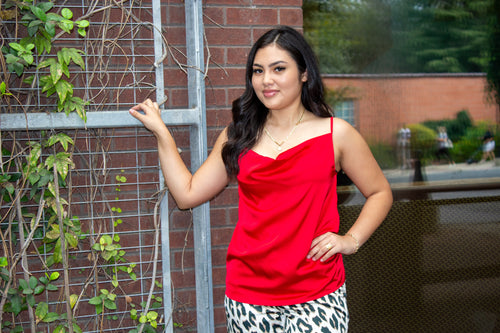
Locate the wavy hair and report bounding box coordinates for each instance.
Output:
[221,26,332,176]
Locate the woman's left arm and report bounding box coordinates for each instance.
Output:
[308,118,393,261]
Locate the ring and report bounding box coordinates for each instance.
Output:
[325,243,332,250]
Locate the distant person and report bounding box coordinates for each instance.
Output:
[435,126,454,165]
[480,128,495,162]
[397,124,411,169]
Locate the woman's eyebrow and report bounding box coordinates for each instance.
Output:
[252,60,288,68]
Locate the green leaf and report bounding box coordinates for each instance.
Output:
[70,294,78,309]
[35,302,49,321]
[146,311,158,321]
[49,271,60,281]
[53,239,62,264]
[9,43,22,52]
[50,62,63,84]
[88,296,102,305]
[44,224,60,241]
[19,278,29,291]
[65,232,78,248]
[27,294,36,307]
[77,27,87,37]
[59,19,74,34]
[37,2,54,13]
[46,133,74,151]
[27,142,41,167]
[7,294,23,316]
[73,323,83,333]
[53,325,65,333]
[34,34,51,54]
[77,20,90,28]
[37,58,56,69]
[34,285,45,295]
[0,257,8,267]
[104,299,117,310]
[0,81,7,95]
[48,152,74,180]
[45,21,56,37]
[29,275,38,289]
[43,312,60,323]
[62,48,85,69]
[61,8,73,19]
[55,79,73,104]
[31,6,47,22]
[46,283,58,291]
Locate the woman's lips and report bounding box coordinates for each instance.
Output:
[263,90,278,98]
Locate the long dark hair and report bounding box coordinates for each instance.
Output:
[221,26,332,176]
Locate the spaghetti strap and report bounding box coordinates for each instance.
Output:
[330,117,334,133]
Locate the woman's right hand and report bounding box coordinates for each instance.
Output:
[129,99,166,136]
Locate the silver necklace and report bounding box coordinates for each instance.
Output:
[264,110,305,151]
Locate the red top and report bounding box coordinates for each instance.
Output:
[225,117,345,306]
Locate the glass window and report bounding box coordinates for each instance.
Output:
[335,100,355,127]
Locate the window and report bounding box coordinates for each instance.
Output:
[335,100,355,126]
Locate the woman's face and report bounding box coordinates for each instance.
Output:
[251,44,307,113]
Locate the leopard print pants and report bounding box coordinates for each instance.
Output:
[225,284,349,333]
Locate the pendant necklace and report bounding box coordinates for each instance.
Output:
[264,109,305,151]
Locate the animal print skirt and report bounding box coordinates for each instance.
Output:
[225,283,349,333]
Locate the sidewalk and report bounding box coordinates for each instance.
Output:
[384,160,500,183]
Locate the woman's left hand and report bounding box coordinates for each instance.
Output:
[307,232,357,262]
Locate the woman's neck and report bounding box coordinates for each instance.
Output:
[267,105,306,128]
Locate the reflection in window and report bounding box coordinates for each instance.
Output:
[335,100,355,126]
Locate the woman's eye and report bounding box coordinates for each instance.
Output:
[252,68,263,74]
[275,66,286,72]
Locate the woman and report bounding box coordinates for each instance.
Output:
[130,26,392,332]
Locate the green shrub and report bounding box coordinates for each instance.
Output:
[422,109,473,142]
[453,121,496,163]
[369,141,398,169]
[407,123,437,164]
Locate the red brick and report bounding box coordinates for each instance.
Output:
[206,108,232,128]
[279,8,303,26]
[164,26,186,45]
[206,46,226,66]
[227,8,278,26]
[254,0,302,5]
[208,68,246,86]
[211,226,234,246]
[205,26,252,46]
[167,4,185,25]
[227,46,250,65]
[204,0,252,5]
[206,87,227,107]
[203,7,225,26]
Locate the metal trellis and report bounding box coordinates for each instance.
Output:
[0,0,214,332]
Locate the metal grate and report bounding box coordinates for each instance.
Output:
[1,1,212,332]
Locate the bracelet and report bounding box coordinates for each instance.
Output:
[347,233,359,254]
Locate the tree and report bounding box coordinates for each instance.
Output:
[486,0,500,110]
[303,0,494,74]
[389,0,492,73]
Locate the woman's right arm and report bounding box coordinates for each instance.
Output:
[129,99,230,209]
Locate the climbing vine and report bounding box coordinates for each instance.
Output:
[0,1,177,332]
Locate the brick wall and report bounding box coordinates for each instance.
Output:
[165,1,304,332]
[323,74,499,144]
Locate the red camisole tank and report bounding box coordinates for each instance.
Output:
[225,117,345,306]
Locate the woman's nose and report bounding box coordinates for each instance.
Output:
[263,70,273,85]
